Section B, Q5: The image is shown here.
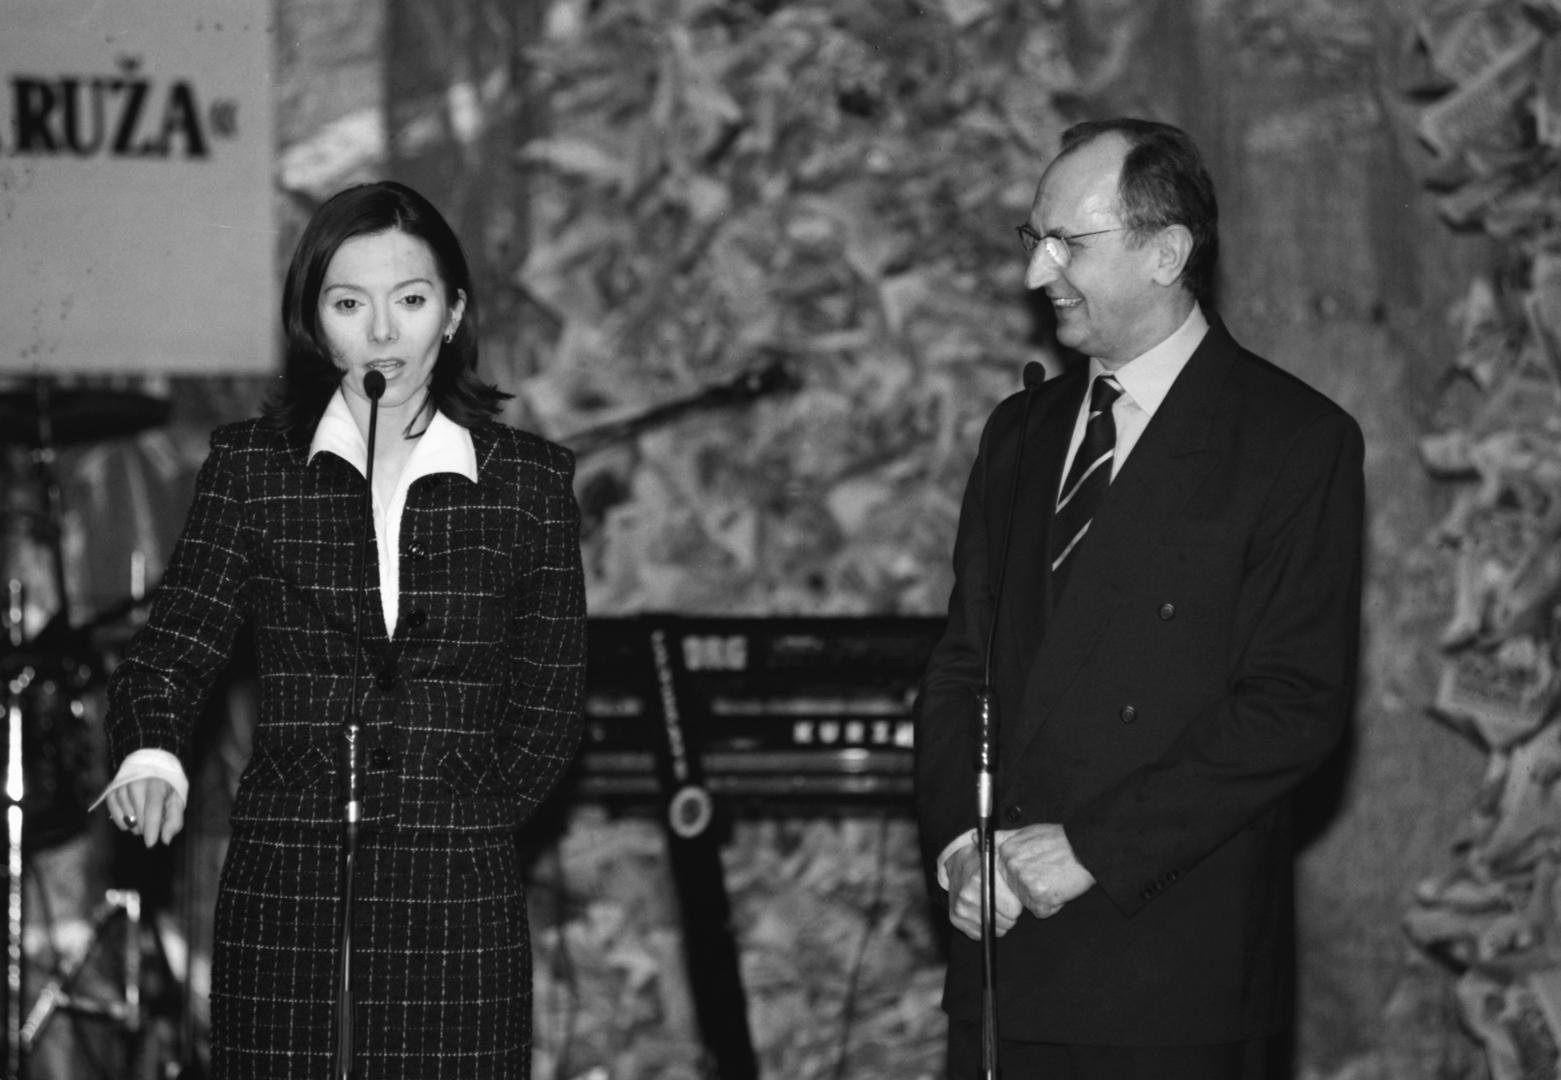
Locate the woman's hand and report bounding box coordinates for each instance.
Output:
[105,778,185,847]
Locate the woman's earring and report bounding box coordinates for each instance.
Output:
[444,329,454,343]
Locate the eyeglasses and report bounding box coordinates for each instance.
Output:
[1016,224,1126,268]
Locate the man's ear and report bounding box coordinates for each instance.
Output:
[1149,224,1193,288]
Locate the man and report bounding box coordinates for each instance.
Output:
[914,118,1364,1079]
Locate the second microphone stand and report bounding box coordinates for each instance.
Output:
[974,688,999,1080]
[970,360,1044,1080]
[334,372,384,1080]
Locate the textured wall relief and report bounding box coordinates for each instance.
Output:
[512,0,1070,617]
[1399,3,1561,1077]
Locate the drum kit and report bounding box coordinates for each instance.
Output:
[0,381,197,1078]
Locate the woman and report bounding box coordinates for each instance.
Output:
[99,181,586,1078]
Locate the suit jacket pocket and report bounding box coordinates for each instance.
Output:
[436,745,495,794]
[244,742,332,792]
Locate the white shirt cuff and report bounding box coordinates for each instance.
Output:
[89,749,189,811]
[936,830,978,891]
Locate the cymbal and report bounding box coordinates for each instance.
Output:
[0,387,170,446]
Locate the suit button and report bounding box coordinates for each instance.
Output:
[377,664,398,691]
[1158,603,1176,620]
[1120,705,1137,723]
[1003,805,1023,824]
[407,541,429,560]
[409,609,429,629]
[370,748,393,769]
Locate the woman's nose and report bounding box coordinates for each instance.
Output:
[369,305,397,343]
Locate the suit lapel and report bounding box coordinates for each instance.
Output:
[383,423,493,655]
[1005,322,1239,767]
[1000,367,1084,668]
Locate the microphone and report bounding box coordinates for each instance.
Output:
[336,365,382,1079]
[1022,360,1046,389]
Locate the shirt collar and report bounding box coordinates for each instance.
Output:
[308,388,478,483]
[1090,303,1209,418]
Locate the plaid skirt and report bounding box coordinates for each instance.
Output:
[210,827,531,1079]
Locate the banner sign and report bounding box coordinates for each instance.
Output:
[1,1,276,375]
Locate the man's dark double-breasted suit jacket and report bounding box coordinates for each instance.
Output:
[106,416,587,836]
[914,318,1365,1046]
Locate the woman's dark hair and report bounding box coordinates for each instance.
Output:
[1059,118,1220,304]
[263,180,509,437]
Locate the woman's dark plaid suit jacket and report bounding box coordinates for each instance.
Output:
[105,416,586,1078]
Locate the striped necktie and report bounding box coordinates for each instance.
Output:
[1049,374,1123,596]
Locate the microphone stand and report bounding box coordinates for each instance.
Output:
[334,370,384,1080]
[973,361,1045,1080]
[973,688,999,1080]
